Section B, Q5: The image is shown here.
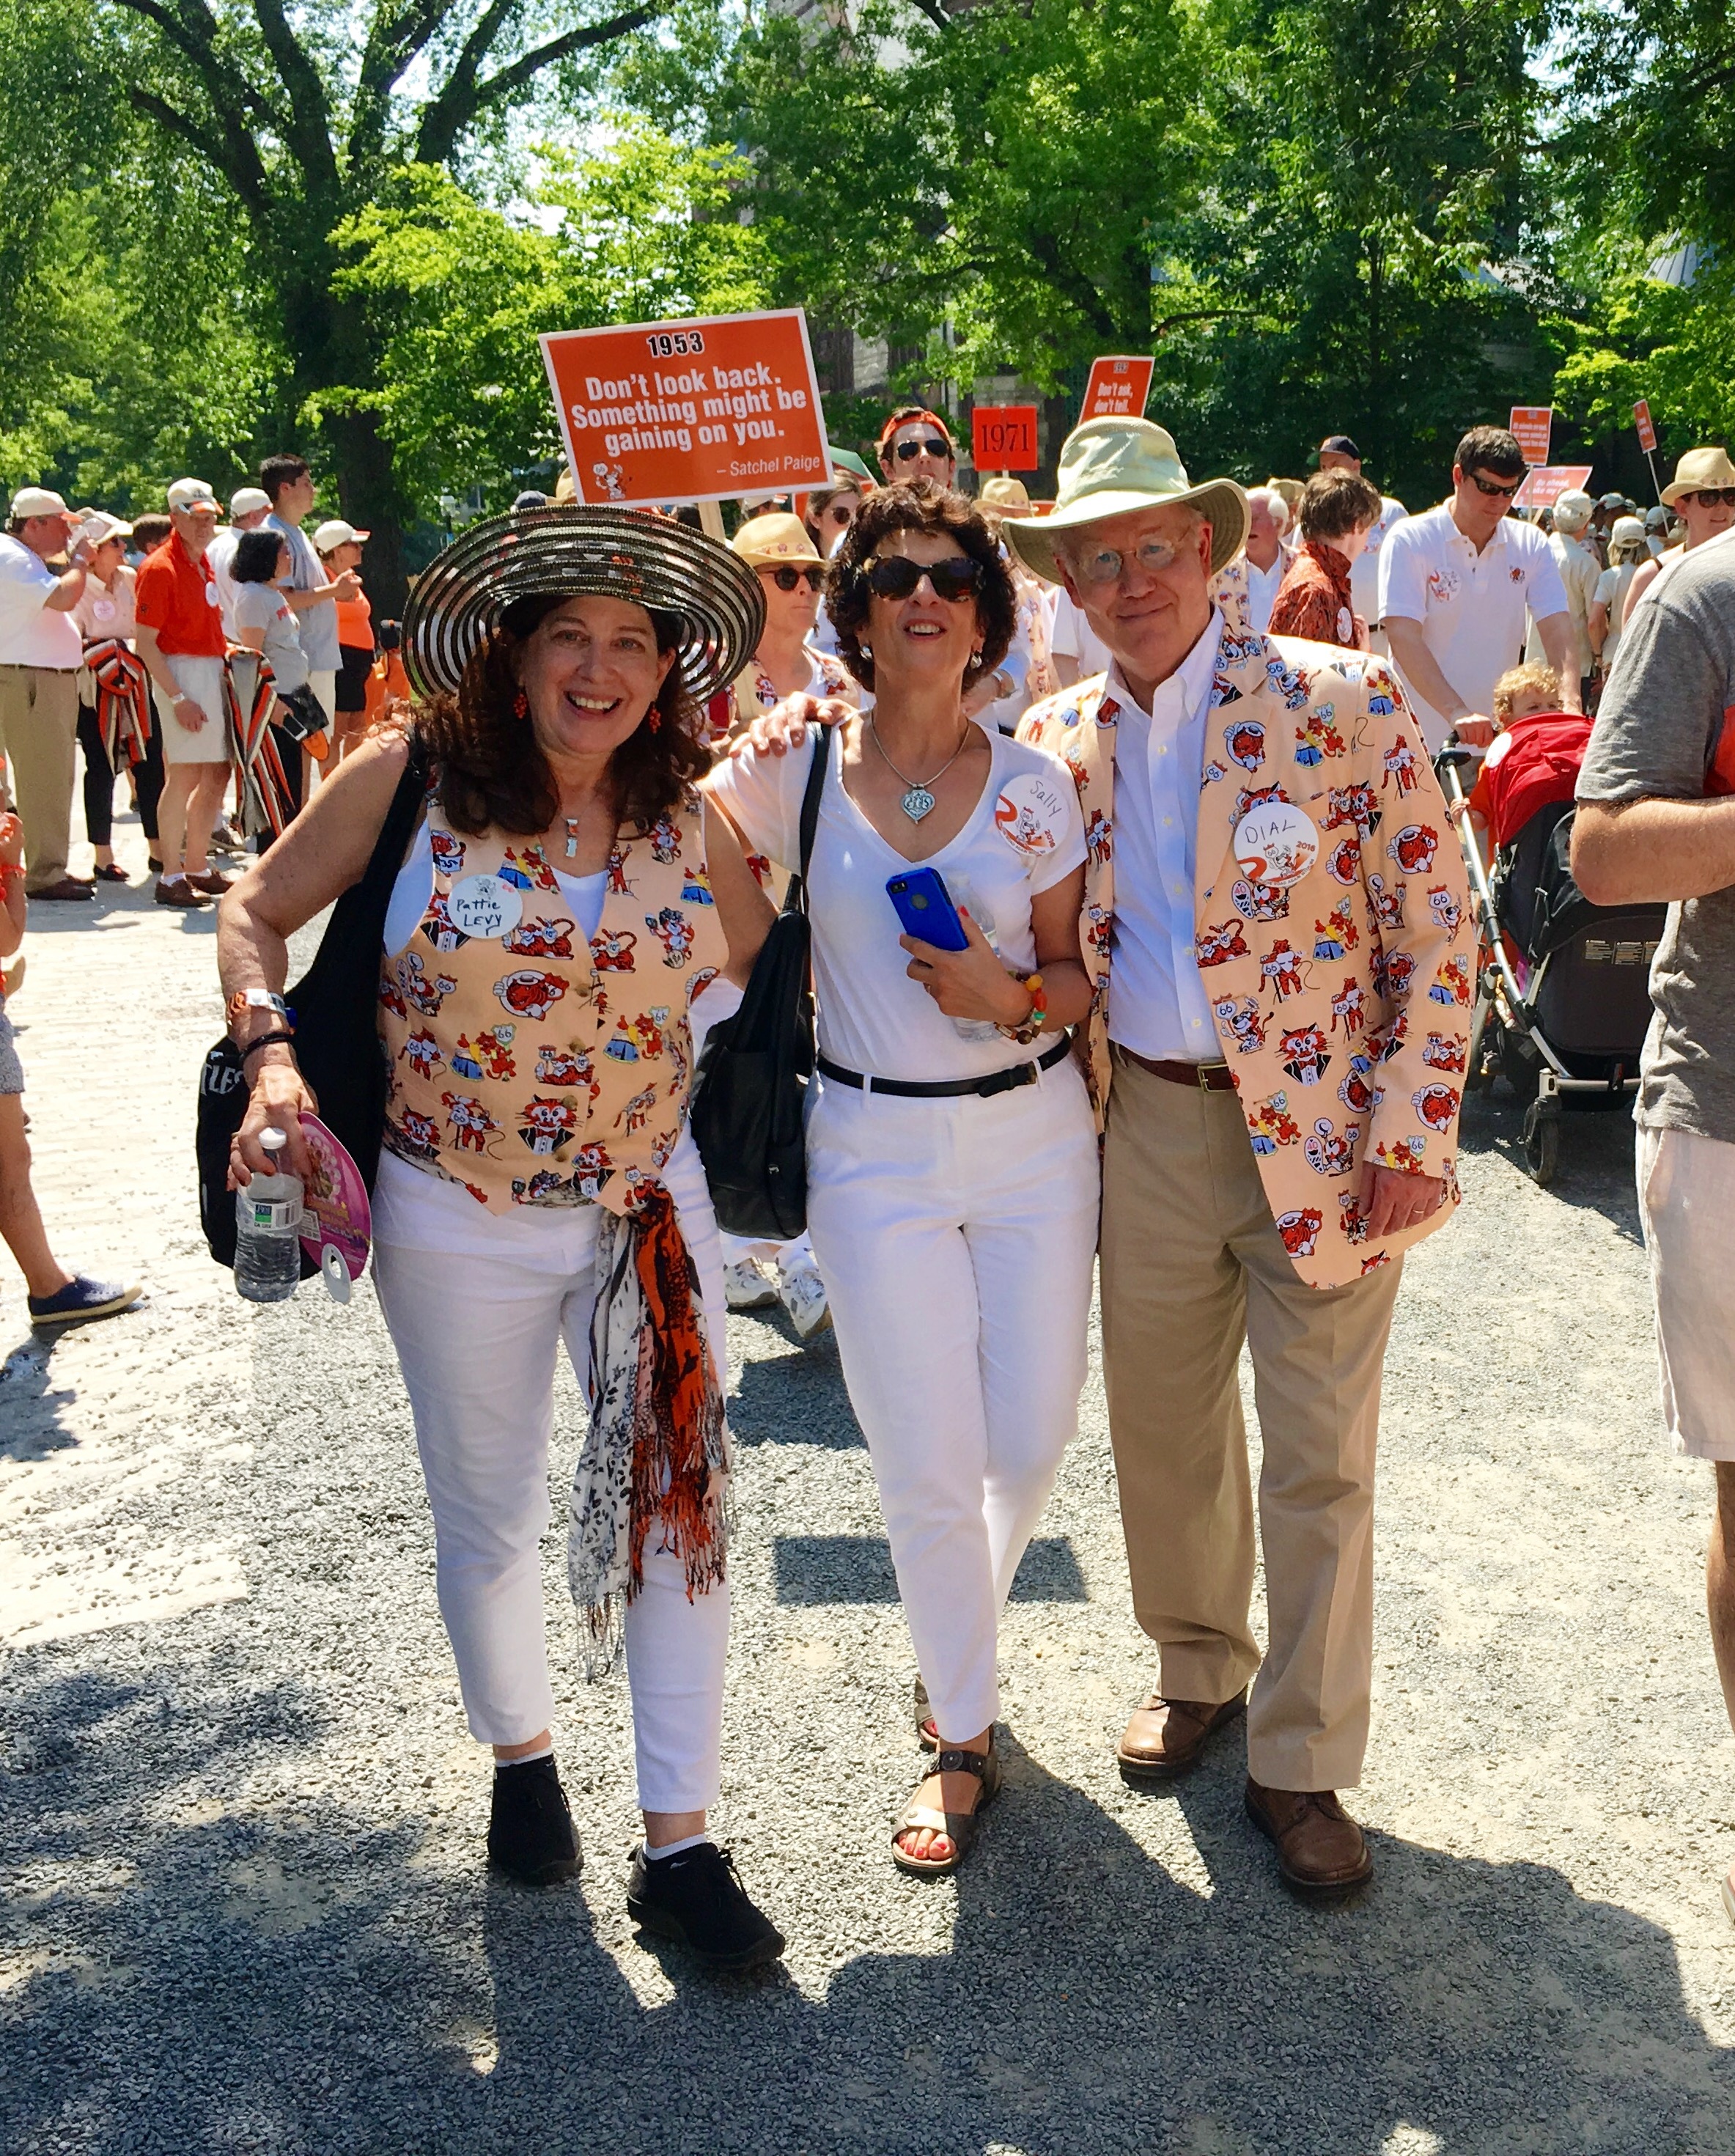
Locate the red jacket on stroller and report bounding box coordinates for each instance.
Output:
[1466,711,1596,849]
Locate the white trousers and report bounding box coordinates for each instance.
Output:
[371,1138,731,1812]
[1637,1122,1735,1462]
[804,1059,1100,1740]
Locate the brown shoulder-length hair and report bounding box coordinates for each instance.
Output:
[414,593,710,839]
[825,480,1016,695]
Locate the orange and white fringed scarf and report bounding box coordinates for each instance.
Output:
[81,639,150,769]
[568,1185,730,1674]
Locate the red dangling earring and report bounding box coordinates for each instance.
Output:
[647,708,663,733]
[512,688,528,720]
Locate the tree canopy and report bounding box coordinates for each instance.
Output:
[1,0,1731,584]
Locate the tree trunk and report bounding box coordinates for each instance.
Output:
[330,404,411,620]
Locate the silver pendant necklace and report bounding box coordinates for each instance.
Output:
[866,715,970,823]
[564,817,581,859]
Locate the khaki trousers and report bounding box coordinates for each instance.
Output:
[0,664,79,891]
[1100,1050,1403,1791]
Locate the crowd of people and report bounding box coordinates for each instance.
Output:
[4,393,1733,1973]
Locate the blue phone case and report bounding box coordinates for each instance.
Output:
[885,866,970,952]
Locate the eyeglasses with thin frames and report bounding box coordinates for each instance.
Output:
[1069,534,1190,585]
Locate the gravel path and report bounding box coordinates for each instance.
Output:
[2,821,1733,2155]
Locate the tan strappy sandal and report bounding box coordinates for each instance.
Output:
[891,1742,1002,1878]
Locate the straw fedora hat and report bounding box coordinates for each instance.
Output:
[402,505,765,702]
[1660,446,1735,507]
[729,511,822,567]
[1003,419,1248,586]
[977,476,1033,515]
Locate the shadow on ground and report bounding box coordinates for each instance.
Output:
[2,1656,1729,2156]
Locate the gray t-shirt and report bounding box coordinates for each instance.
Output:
[1577,540,1735,1141]
[233,581,310,696]
[265,513,339,672]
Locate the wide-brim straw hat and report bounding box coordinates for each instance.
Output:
[402,505,766,703]
[977,476,1033,515]
[1660,445,1735,507]
[1003,419,1249,585]
[731,511,822,567]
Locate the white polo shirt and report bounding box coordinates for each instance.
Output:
[0,536,82,669]
[1351,494,1406,624]
[1379,502,1568,748]
[1105,609,1223,1062]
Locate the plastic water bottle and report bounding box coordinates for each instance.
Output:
[948,880,1002,1044]
[235,1127,305,1303]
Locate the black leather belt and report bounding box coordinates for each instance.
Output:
[818,1032,1071,1099]
[1115,1046,1236,1093]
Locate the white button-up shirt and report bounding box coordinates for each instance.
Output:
[1244,552,1286,633]
[1105,610,1224,1062]
[0,537,82,669]
[1379,501,1568,749]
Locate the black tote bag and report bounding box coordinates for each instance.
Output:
[690,733,829,1241]
[197,736,430,1270]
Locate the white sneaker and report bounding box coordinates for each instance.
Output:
[723,1258,778,1311]
[775,1256,832,1341]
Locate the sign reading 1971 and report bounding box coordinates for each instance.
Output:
[971,404,1040,473]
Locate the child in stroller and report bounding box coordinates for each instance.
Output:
[1440,664,1665,1182]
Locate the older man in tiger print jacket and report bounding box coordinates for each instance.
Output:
[1007,419,1470,1897]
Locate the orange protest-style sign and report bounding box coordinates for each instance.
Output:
[1080,356,1154,422]
[1511,465,1594,512]
[971,405,1039,472]
[1508,406,1553,466]
[1634,399,1657,454]
[539,309,830,507]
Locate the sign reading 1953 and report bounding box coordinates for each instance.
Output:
[970,404,1039,472]
[644,330,707,358]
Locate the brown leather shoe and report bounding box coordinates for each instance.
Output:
[1244,1778,1373,1897]
[28,877,93,902]
[1116,1688,1247,1787]
[185,869,234,896]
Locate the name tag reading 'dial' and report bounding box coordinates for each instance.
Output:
[1231,800,1319,888]
[995,771,1070,858]
[448,873,523,939]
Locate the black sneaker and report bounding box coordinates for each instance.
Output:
[626,1841,785,1972]
[486,1756,581,1886]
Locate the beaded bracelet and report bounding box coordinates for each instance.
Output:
[996,969,1047,1045]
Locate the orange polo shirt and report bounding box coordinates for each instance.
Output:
[133,533,226,658]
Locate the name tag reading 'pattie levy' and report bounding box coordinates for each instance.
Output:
[1232,801,1319,888]
[447,874,523,940]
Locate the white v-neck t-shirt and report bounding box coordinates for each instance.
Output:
[710,720,1086,1082]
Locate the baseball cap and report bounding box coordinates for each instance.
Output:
[1319,435,1361,460]
[229,486,272,518]
[166,478,218,513]
[312,518,369,552]
[1596,491,1629,512]
[10,486,70,520]
[73,510,134,547]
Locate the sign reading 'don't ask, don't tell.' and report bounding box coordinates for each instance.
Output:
[539,309,830,507]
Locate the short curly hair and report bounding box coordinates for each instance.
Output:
[823,481,1016,693]
[416,595,710,839]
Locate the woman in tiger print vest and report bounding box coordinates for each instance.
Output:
[217,509,786,1971]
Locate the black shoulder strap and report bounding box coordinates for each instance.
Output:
[784,727,830,915]
[288,730,430,1003]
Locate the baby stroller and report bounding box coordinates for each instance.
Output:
[1435,738,1668,1186]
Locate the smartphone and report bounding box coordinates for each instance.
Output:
[885,866,970,952]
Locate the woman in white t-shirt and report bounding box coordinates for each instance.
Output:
[707,482,1099,1879]
[1588,515,1652,685]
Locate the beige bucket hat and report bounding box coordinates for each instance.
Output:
[1660,445,1735,507]
[1003,419,1248,585]
[729,512,821,567]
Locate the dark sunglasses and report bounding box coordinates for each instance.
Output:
[823,502,857,525]
[891,437,953,463]
[1467,470,1525,499]
[762,564,825,592]
[1685,488,1735,508]
[865,553,983,602]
